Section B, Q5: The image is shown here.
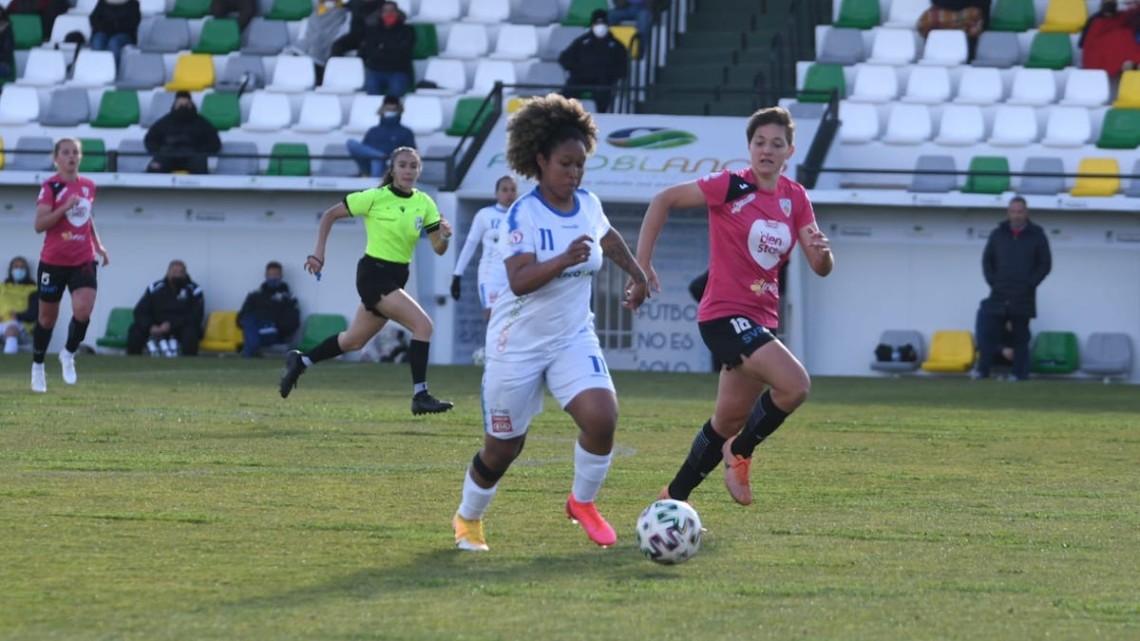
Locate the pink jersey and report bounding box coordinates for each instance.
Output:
[37,175,97,267]
[696,169,815,328]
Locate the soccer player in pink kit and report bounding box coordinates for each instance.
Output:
[632,106,834,506]
[31,138,111,392]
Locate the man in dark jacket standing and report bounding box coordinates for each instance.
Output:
[359,1,414,96]
[237,261,300,358]
[127,260,205,356]
[974,196,1052,381]
[559,8,629,112]
[144,91,222,175]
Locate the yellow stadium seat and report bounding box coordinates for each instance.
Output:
[164,53,215,91]
[1113,71,1140,108]
[1070,158,1120,196]
[1038,0,1087,33]
[199,310,242,354]
[609,24,640,59]
[506,96,524,113]
[920,330,975,373]
[0,137,5,170]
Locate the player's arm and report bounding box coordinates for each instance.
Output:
[797,222,833,277]
[90,217,110,266]
[505,234,594,296]
[601,228,649,310]
[636,180,705,291]
[34,194,79,233]
[306,202,351,274]
[427,218,452,255]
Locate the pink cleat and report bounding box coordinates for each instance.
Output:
[565,494,617,547]
[721,435,753,506]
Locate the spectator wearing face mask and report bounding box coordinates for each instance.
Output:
[143,91,222,175]
[358,0,415,96]
[345,94,417,178]
[1,256,37,355]
[558,9,629,112]
[237,261,300,359]
[127,260,205,357]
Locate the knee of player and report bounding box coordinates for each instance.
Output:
[776,377,811,411]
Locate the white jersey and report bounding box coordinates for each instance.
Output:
[486,187,611,361]
[452,203,508,286]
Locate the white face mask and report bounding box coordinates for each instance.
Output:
[591,24,608,38]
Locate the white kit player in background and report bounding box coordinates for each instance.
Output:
[450,176,518,322]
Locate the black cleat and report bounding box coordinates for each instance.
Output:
[412,391,453,415]
[279,350,307,398]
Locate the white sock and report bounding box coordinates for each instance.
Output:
[457,469,498,520]
[571,441,612,504]
[3,336,16,354]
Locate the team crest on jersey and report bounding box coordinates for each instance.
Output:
[414,215,424,230]
[779,198,792,217]
[67,198,92,227]
[509,230,524,245]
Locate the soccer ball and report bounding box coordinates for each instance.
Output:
[471,347,486,366]
[636,499,702,564]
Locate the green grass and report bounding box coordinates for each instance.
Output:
[1,357,1138,641]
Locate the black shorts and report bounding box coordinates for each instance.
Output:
[37,261,98,304]
[699,315,778,370]
[356,255,410,315]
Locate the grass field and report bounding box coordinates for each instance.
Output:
[1,355,1137,641]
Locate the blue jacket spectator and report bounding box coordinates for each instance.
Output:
[346,94,416,178]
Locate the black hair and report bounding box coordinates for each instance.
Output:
[505,93,596,180]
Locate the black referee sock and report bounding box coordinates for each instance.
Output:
[307,334,344,364]
[65,318,89,353]
[666,421,725,501]
[731,390,790,459]
[32,323,52,364]
[409,339,430,387]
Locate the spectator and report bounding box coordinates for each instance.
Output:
[293,0,349,85]
[88,0,141,67]
[237,261,300,359]
[346,94,416,178]
[0,8,15,82]
[973,196,1052,381]
[127,260,205,357]
[209,0,256,33]
[1079,0,1140,76]
[329,0,383,59]
[916,0,990,58]
[358,0,414,96]
[144,91,222,175]
[1,256,37,355]
[7,0,69,42]
[559,9,629,112]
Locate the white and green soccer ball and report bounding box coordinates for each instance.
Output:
[636,499,702,564]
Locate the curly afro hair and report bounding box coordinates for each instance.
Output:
[505,94,597,180]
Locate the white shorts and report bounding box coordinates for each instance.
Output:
[481,330,615,439]
[478,278,507,310]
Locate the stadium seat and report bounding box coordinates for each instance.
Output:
[419,143,454,185]
[1038,0,1087,33]
[115,138,150,173]
[78,138,107,172]
[10,14,44,50]
[465,0,510,23]
[141,90,176,127]
[520,61,567,95]
[242,92,293,131]
[834,0,881,29]
[91,90,141,128]
[446,97,494,136]
[214,140,261,175]
[933,104,985,146]
[296,314,348,352]
[610,25,640,59]
[194,18,241,55]
[8,136,55,171]
[1080,332,1133,382]
[39,88,91,127]
[971,31,1022,68]
[48,14,92,45]
[1017,156,1066,196]
[907,154,958,192]
[989,0,1036,32]
[1025,31,1073,69]
[199,91,241,131]
[117,50,166,90]
[817,27,867,65]
[1030,331,1079,374]
[16,49,67,87]
[138,0,164,16]
[870,329,924,373]
[920,330,975,373]
[1070,157,1120,196]
[417,58,468,95]
[139,17,192,53]
[885,0,929,27]
[1128,159,1140,196]
[199,311,243,354]
[401,94,444,135]
[541,25,582,61]
[1007,67,1057,106]
[313,142,358,177]
[901,65,951,104]
[866,28,918,65]
[0,85,41,125]
[562,0,608,26]
[241,18,290,56]
[68,50,117,88]
[343,94,386,134]
[838,101,880,144]
[316,56,365,94]
[961,156,1011,194]
[412,23,440,59]
[167,0,211,19]
[1041,106,1091,147]
[265,142,310,176]
[953,66,1004,104]
[265,0,312,20]
[797,63,845,103]
[265,55,316,93]
[470,59,517,96]
[1094,109,1140,149]
[1113,70,1140,108]
[95,307,134,351]
[988,105,1038,147]
[490,24,539,60]
[918,30,968,66]
[165,54,215,91]
[292,93,343,133]
[440,23,489,59]
[881,103,932,144]
[511,0,560,25]
[1060,68,1109,107]
[216,54,267,92]
[848,64,899,103]
[418,0,461,22]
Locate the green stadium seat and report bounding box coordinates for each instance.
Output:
[798,63,845,103]
[988,0,1036,32]
[412,23,439,60]
[193,18,241,55]
[446,97,493,137]
[562,0,609,26]
[167,0,211,18]
[78,138,107,173]
[962,156,1011,194]
[90,90,140,128]
[1031,331,1079,375]
[835,0,880,29]
[11,14,44,50]
[1024,32,1072,69]
[266,142,310,176]
[296,313,348,352]
[1095,108,1140,149]
[95,307,134,351]
[199,92,241,131]
[265,0,313,21]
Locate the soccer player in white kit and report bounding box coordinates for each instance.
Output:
[450,175,517,321]
[452,94,650,551]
